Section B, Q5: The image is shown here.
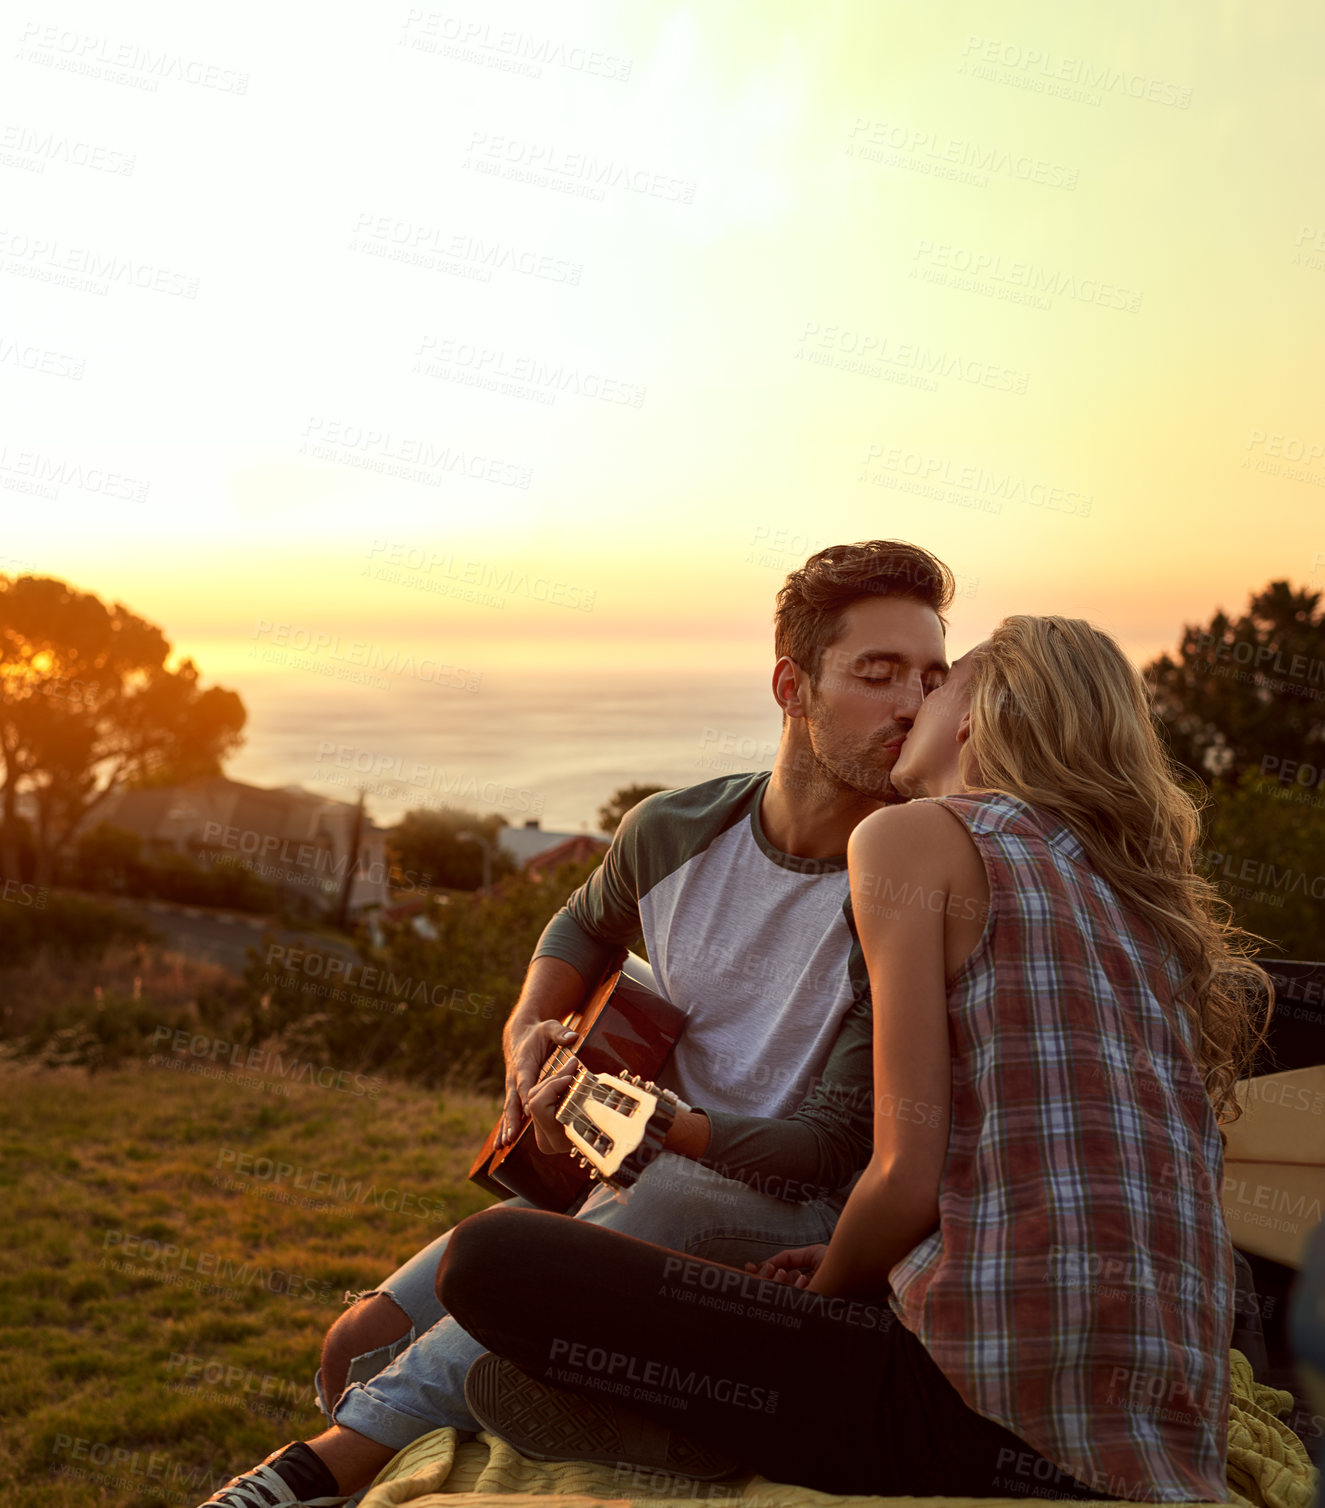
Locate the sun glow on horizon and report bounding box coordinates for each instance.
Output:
[4,0,1321,826]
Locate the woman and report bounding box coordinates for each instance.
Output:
[438,616,1272,1501]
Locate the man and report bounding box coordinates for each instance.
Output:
[201,539,955,1507]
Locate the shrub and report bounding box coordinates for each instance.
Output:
[230,857,605,1088]
[72,822,281,914]
[0,856,608,1094]
[0,891,157,966]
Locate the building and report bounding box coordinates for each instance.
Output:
[83,774,390,916]
[496,818,609,874]
[523,832,610,880]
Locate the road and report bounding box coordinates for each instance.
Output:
[107,896,361,975]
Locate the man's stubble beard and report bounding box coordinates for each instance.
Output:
[801,710,910,807]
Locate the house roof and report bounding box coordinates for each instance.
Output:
[496,823,609,865]
[525,834,609,877]
[87,774,382,846]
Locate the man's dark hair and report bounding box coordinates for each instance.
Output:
[774,540,955,683]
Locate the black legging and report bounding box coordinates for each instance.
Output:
[437,1205,1112,1500]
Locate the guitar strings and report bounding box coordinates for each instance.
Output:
[560,1080,613,1152]
[540,1046,573,1080]
[587,1081,640,1116]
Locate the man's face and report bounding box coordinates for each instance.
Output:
[797,596,949,803]
[889,648,979,797]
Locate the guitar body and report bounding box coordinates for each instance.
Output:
[468,962,686,1211]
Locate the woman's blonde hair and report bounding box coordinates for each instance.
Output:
[962,615,1273,1125]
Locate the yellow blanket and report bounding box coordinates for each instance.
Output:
[359,1350,1317,1508]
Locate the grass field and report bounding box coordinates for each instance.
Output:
[1,1058,503,1506]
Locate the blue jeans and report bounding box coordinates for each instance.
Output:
[322,1153,849,1450]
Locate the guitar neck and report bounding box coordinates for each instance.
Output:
[539,1043,579,1079]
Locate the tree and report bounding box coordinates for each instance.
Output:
[597,783,668,837]
[386,808,515,892]
[75,821,143,893]
[1145,581,1325,788]
[0,575,246,884]
[1198,772,1325,960]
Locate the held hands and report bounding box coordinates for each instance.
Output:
[497,1018,578,1146]
[744,1243,829,1288]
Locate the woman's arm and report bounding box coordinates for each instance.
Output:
[808,801,986,1299]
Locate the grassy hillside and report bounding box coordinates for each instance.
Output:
[1,1060,502,1506]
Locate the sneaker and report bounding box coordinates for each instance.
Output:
[197,1441,347,1506]
[464,1352,741,1482]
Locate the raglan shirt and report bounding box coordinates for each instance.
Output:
[531,772,875,1198]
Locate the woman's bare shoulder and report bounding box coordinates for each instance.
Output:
[848,798,975,861]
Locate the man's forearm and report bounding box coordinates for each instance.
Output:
[504,956,590,1048]
[663,1108,710,1158]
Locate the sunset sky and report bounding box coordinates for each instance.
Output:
[4,0,1323,825]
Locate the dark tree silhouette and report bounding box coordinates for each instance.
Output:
[387,808,514,892]
[597,783,668,836]
[1145,581,1325,788]
[0,575,246,884]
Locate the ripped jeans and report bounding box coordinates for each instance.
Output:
[322,1152,848,1451]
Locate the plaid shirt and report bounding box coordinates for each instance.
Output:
[888,792,1234,1502]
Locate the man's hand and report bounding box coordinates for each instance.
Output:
[524,1067,579,1156]
[497,1018,578,1146]
[744,1243,829,1288]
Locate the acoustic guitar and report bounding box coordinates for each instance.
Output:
[468,956,686,1211]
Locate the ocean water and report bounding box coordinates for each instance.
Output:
[224,669,785,835]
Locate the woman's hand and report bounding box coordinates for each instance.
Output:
[524,1067,579,1156]
[745,1243,829,1288]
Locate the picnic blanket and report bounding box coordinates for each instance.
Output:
[359,1349,1317,1508]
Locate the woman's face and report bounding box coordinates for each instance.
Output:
[889,647,982,797]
